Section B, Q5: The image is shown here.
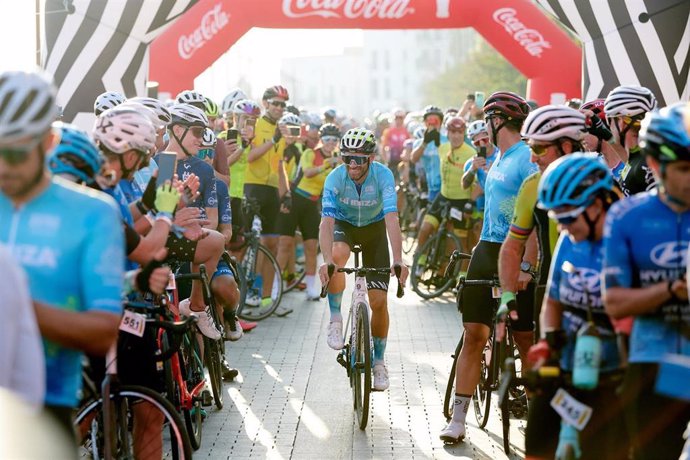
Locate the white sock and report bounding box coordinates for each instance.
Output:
[305,274,318,297]
[451,394,471,424]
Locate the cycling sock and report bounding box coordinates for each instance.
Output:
[327,292,343,321]
[305,274,317,296]
[451,394,471,424]
[373,337,387,364]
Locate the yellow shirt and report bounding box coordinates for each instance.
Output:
[296,148,335,199]
[246,116,285,188]
[439,142,475,200]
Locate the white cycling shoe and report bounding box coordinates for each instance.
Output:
[326,321,344,350]
[372,363,389,391]
[179,298,221,341]
[439,420,466,444]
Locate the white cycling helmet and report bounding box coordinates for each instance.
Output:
[279,113,302,126]
[201,128,216,148]
[93,107,156,155]
[169,103,209,128]
[340,127,377,154]
[221,88,247,115]
[232,99,261,117]
[175,90,206,107]
[521,105,587,142]
[604,85,657,118]
[0,70,60,145]
[117,101,165,131]
[127,97,172,126]
[94,91,126,116]
[467,120,488,139]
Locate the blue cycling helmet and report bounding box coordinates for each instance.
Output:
[640,102,690,163]
[48,122,103,184]
[538,152,613,210]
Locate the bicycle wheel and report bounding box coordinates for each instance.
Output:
[352,302,371,430]
[411,231,462,299]
[474,338,493,428]
[443,332,464,420]
[400,196,418,254]
[204,336,224,410]
[283,266,306,293]
[75,385,193,460]
[497,331,511,455]
[238,244,283,321]
[181,332,204,450]
[225,254,247,320]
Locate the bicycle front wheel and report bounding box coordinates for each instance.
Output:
[238,243,284,321]
[411,231,462,299]
[474,338,493,428]
[498,331,511,455]
[443,332,464,421]
[352,302,371,430]
[181,332,205,450]
[204,336,224,410]
[75,384,193,460]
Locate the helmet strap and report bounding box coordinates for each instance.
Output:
[171,126,194,157]
[614,120,629,150]
[489,116,508,147]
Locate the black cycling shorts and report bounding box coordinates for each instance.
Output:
[244,184,280,235]
[165,234,198,262]
[277,192,320,240]
[333,219,390,291]
[459,240,534,332]
[426,194,471,230]
[229,197,244,243]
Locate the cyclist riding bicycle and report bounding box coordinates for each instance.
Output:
[411,105,446,202]
[525,153,627,460]
[602,102,690,459]
[319,127,410,391]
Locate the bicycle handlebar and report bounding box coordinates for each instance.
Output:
[444,250,472,278]
[319,263,405,299]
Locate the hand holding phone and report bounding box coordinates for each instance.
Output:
[226,128,239,142]
[475,91,485,108]
[477,146,487,158]
[156,152,177,187]
[287,125,301,137]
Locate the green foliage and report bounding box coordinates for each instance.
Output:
[426,40,527,107]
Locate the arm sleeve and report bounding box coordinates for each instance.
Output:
[82,201,125,314]
[321,170,338,218]
[602,202,634,289]
[380,167,398,214]
[547,235,567,301]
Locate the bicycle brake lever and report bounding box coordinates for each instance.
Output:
[320,264,336,298]
[394,264,404,298]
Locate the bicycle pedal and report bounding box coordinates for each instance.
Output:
[336,352,348,369]
[200,389,213,407]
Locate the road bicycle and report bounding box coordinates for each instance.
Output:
[320,244,404,430]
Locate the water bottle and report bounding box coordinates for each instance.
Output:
[572,321,602,390]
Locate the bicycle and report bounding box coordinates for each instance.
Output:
[75,301,195,460]
[410,202,464,299]
[397,182,422,255]
[235,197,284,321]
[320,245,404,430]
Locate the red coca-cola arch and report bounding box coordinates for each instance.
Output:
[150,0,581,105]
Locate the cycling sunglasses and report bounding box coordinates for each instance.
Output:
[530,142,557,157]
[187,126,205,138]
[0,137,42,165]
[548,205,586,225]
[621,115,644,130]
[197,148,215,160]
[268,99,286,108]
[342,154,369,165]
[321,136,339,143]
[472,137,489,147]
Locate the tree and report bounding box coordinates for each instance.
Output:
[425,39,527,108]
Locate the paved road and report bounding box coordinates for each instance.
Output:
[198,276,526,459]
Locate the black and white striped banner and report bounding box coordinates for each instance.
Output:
[536,0,690,106]
[43,0,197,127]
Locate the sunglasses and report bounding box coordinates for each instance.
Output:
[197,149,215,160]
[621,115,643,130]
[188,127,205,138]
[268,100,286,108]
[530,143,557,157]
[342,154,369,165]
[447,128,465,134]
[321,136,339,143]
[472,137,489,147]
[0,137,42,165]
[548,206,586,225]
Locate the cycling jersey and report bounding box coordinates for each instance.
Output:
[480,141,538,243]
[218,131,248,199]
[603,189,690,363]
[155,154,217,219]
[0,177,124,407]
[438,142,475,200]
[381,125,409,163]
[216,178,232,226]
[295,147,335,200]
[619,147,656,197]
[413,133,448,199]
[508,172,559,282]
[548,234,619,372]
[246,116,285,188]
[322,161,397,227]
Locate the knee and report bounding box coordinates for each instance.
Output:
[332,246,349,265]
[462,326,489,352]
[368,291,387,311]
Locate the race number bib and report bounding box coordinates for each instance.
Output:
[119,310,146,337]
[550,388,593,431]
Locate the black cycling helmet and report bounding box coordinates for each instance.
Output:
[319,123,341,138]
[423,105,444,120]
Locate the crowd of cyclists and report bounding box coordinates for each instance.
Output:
[0,65,689,459]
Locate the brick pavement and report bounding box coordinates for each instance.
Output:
[197,285,525,459]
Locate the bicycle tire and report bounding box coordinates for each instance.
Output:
[474,338,493,428]
[283,266,306,293]
[74,384,193,460]
[204,337,224,410]
[411,231,462,299]
[238,244,283,321]
[353,302,371,430]
[499,331,511,455]
[400,195,418,255]
[182,332,204,450]
[226,255,248,323]
[443,332,464,421]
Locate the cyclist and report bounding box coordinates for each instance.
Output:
[94,90,126,116]
[319,128,409,391]
[414,116,476,275]
[604,85,657,196]
[602,102,690,459]
[498,105,587,337]
[579,99,625,181]
[277,123,341,301]
[440,91,536,443]
[525,153,626,460]
[380,108,409,182]
[411,105,446,202]
[0,70,123,435]
[221,87,248,122]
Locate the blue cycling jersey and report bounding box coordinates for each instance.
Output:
[463,146,499,211]
[413,134,447,197]
[322,161,397,227]
[480,141,537,243]
[548,234,619,372]
[603,189,690,363]
[216,178,232,225]
[0,177,124,407]
[154,154,217,219]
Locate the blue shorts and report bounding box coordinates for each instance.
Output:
[212,259,234,281]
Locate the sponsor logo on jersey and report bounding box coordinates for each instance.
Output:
[650,241,688,269]
[566,267,601,293]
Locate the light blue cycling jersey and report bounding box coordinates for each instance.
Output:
[603,189,690,363]
[463,146,499,211]
[322,161,397,227]
[0,177,124,407]
[548,234,620,372]
[413,134,448,200]
[480,141,537,243]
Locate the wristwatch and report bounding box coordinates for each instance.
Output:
[520,261,538,278]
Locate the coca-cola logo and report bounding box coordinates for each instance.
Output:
[178,4,229,60]
[493,7,551,58]
[282,0,414,19]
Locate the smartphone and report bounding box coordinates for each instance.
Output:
[287,125,301,137]
[475,91,485,108]
[226,128,239,141]
[477,146,487,158]
[156,152,177,187]
[242,117,256,130]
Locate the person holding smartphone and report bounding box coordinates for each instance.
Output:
[411,105,446,203]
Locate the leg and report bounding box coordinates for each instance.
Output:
[189,230,224,312]
[260,234,279,299]
[132,402,164,460]
[276,235,294,274]
[325,242,350,350]
[303,238,319,299]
